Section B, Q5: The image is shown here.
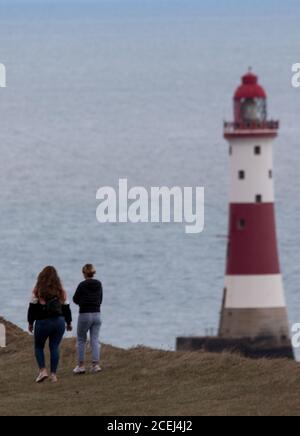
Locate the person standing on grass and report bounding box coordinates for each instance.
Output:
[27,266,73,384]
[73,264,103,375]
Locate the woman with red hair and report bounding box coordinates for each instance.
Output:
[27,266,72,383]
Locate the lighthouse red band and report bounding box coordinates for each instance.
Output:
[219,71,292,353]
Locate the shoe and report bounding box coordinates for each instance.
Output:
[91,365,102,374]
[73,366,86,375]
[50,374,58,383]
[36,370,49,384]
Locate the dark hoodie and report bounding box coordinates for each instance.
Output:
[73,279,103,314]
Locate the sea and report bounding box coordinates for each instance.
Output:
[0,0,300,351]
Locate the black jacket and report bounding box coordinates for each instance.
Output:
[73,279,103,314]
[27,300,72,326]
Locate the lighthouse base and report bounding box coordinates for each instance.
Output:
[176,336,294,360]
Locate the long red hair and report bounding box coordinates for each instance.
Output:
[34,266,66,303]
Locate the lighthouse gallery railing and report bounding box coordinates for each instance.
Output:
[224,120,279,133]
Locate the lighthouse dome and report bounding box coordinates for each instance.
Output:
[234,71,267,100]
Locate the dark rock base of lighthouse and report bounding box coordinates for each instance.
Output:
[177,306,294,359]
[176,336,294,359]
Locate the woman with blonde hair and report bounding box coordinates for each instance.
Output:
[27,266,72,383]
[73,264,103,374]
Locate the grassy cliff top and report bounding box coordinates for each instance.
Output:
[0,318,300,416]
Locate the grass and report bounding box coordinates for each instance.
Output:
[0,317,300,416]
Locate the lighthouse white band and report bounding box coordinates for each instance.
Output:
[224,275,286,309]
[229,137,275,203]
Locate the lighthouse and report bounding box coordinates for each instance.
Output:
[218,70,293,358]
[177,70,293,359]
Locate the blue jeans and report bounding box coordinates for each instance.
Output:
[34,317,65,373]
[77,313,102,364]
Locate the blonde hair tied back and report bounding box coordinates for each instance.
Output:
[82,264,96,278]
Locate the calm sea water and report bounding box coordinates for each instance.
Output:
[0,0,300,350]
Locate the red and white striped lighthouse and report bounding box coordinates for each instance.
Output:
[219,70,293,358]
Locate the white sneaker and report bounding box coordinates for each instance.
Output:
[36,370,49,383]
[91,365,102,374]
[50,374,58,383]
[73,366,86,375]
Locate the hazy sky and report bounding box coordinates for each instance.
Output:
[0,0,298,7]
[0,0,299,16]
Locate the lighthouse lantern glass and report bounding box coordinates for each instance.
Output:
[239,97,267,123]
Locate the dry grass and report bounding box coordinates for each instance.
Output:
[0,317,300,416]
